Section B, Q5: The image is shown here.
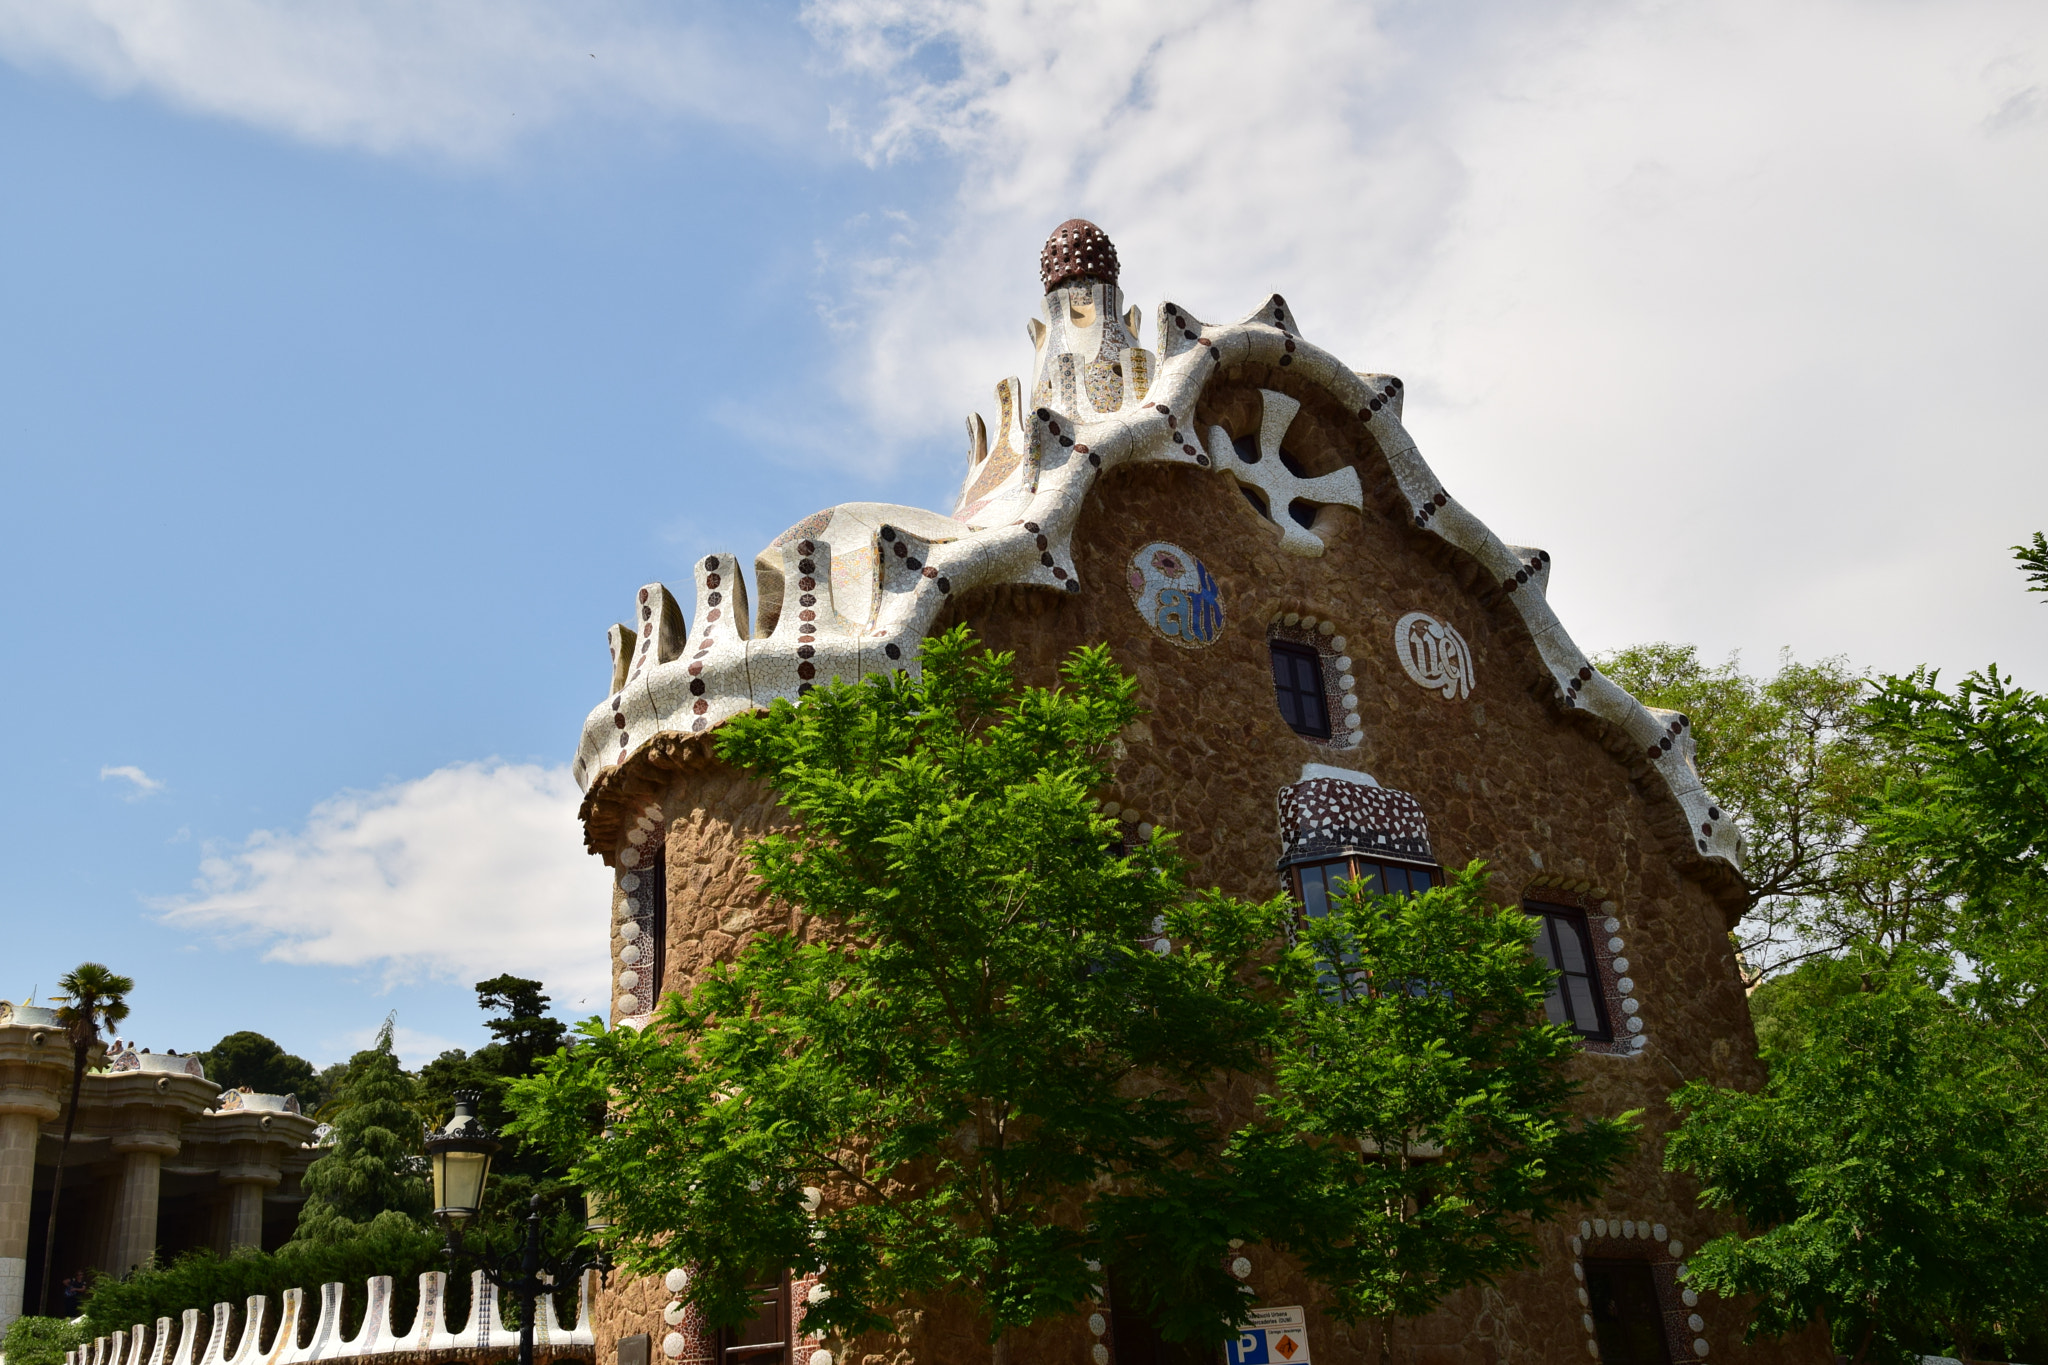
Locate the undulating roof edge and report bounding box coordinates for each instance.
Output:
[573,283,1743,897]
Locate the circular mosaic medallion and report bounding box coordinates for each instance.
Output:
[1126,542,1224,647]
[1394,610,1474,699]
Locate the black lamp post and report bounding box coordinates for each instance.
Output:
[424,1091,610,1365]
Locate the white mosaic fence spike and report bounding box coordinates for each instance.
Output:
[75,1269,594,1365]
[337,1277,395,1357]
[222,1298,267,1365]
[197,1302,232,1365]
[388,1271,447,1353]
[260,1290,303,1365]
[146,1317,175,1365]
[292,1282,345,1363]
[529,1275,567,1349]
[170,1308,203,1365]
[574,272,1742,878]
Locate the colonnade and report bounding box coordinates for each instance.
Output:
[0,1009,319,1331]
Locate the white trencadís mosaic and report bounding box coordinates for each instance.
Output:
[573,222,1744,883]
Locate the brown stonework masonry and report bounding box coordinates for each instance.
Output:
[573,367,1829,1362]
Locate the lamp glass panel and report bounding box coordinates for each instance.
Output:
[434,1147,491,1217]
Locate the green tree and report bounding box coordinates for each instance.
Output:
[291,1019,431,1245]
[1865,663,2048,1035]
[1666,949,2048,1363]
[1664,539,2048,1363]
[1595,644,1943,981]
[199,1031,321,1105]
[416,978,579,1252]
[476,975,568,1076]
[2016,531,2048,598]
[1244,864,1637,1353]
[416,976,570,1145]
[38,963,133,1316]
[511,630,1629,1362]
[309,1059,352,1119]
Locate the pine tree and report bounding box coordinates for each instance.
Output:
[291,1019,431,1244]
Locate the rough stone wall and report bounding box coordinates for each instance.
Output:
[585,368,1832,1362]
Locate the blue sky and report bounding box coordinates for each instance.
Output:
[3,0,2044,1071]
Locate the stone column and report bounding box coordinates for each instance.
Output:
[217,1165,276,1253]
[227,1181,262,1251]
[106,1134,178,1277]
[0,1110,43,1332]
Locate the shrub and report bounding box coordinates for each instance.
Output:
[80,1217,450,1340]
[3,1316,85,1365]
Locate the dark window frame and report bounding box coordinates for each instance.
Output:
[647,846,668,1007]
[715,1271,791,1364]
[1291,855,1441,922]
[1526,901,1612,1042]
[1105,1265,1218,1365]
[1269,640,1332,739]
[1582,1256,1676,1364]
[1289,855,1442,1000]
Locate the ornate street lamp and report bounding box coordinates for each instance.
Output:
[583,1189,615,1237]
[423,1091,610,1365]
[426,1092,498,1220]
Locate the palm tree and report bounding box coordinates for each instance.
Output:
[36,963,133,1316]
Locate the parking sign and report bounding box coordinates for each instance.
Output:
[1224,1306,1312,1364]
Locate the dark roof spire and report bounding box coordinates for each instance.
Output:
[1039,219,1119,293]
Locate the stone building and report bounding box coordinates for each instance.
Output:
[0,1004,320,1330]
[568,222,1828,1364]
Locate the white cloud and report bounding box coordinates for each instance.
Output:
[804,0,2048,683]
[0,0,807,161]
[101,764,165,798]
[160,761,612,1001]
[329,1020,467,1070]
